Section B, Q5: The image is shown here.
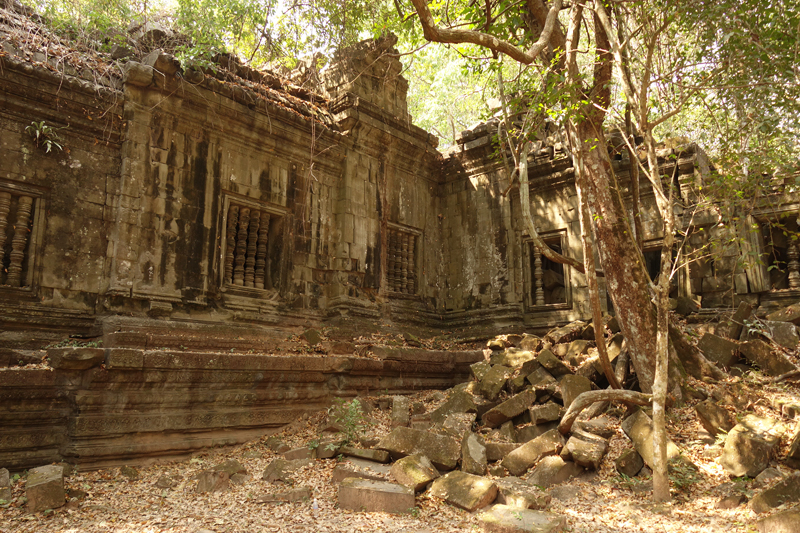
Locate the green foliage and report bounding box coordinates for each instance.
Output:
[668,456,702,492]
[45,337,101,348]
[25,121,65,154]
[328,397,367,446]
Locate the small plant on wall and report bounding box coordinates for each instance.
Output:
[25,121,65,153]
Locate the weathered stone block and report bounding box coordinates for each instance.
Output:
[340,447,390,463]
[728,301,754,339]
[377,427,461,470]
[536,350,572,378]
[519,335,543,352]
[46,348,105,370]
[749,472,800,513]
[430,390,478,424]
[762,321,799,350]
[262,458,312,482]
[338,478,415,514]
[481,365,513,401]
[529,402,562,426]
[123,61,154,86]
[697,333,740,368]
[753,508,800,533]
[564,340,591,366]
[196,470,229,493]
[621,410,680,469]
[516,422,559,444]
[391,395,410,427]
[721,414,787,478]
[572,416,614,439]
[330,463,386,484]
[212,459,247,477]
[544,322,586,345]
[472,360,492,381]
[563,430,608,470]
[496,349,537,369]
[462,432,488,475]
[559,375,591,409]
[786,424,800,469]
[501,429,564,477]
[104,348,144,369]
[486,442,520,462]
[284,446,315,460]
[483,389,538,428]
[495,477,551,509]
[429,471,497,512]
[439,412,477,439]
[615,448,643,478]
[477,505,567,533]
[695,400,735,436]
[390,454,439,491]
[765,302,800,324]
[526,368,557,388]
[26,465,65,512]
[740,340,798,376]
[0,468,10,501]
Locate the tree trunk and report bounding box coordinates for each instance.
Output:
[571,119,660,393]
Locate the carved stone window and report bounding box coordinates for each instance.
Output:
[0,186,44,290]
[387,225,419,295]
[524,231,571,310]
[220,196,284,294]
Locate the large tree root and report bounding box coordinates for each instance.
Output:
[559,389,652,435]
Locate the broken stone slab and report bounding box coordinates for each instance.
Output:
[438,412,477,439]
[46,347,105,370]
[477,504,567,533]
[377,427,461,470]
[331,464,386,484]
[391,395,410,427]
[284,446,315,460]
[721,414,787,478]
[740,340,798,376]
[211,459,247,477]
[142,49,181,76]
[502,429,565,477]
[494,349,538,369]
[715,493,747,509]
[536,350,572,378]
[765,302,800,324]
[786,424,800,469]
[762,321,800,351]
[559,375,591,410]
[315,438,340,459]
[486,442,521,462]
[516,422,559,444]
[563,340,591,367]
[156,475,179,489]
[123,61,154,86]
[390,454,439,491]
[675,296,700,317]
[0,468,10,501]
[697,333,740,368]
[262,458,312,482]
[483,389,538,428]
[301,328,322,345]
[196,470,229,493]
[26,464,65,512]
[256,486,312,503]
[755,467,784,487]
[526,457,584,489]
[481,365,513,401]
[430,390,478,424]
[429,471,498,512]
[572,416,615,439]
[472,360,493,381]
[529,402,563,426]
[728,301,754,340]
[498,420,517,442]
[753,508,800,533]
[615,448,644,478]
[563,430,608,470]
[749,472,800,513]
[338,478,415,514]
[545,322,586,345]
[695,400,736,436]
[519,335,543,352]
[120,465,139,480]
[265,436,290,453]
[495,477,551,509]
[527,367,557,388]
[621,410,681,470]
[339,447,390,463]
[462,432,488,475]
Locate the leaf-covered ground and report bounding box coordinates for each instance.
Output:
[2,372,798,533]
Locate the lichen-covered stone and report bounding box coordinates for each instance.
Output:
[430,390,478,424]
[501,429,564,477]
[429,471,497,512]
[749,472,800,513]
[720,414,787,477]
[390,454,439,491]
[563,430,608,470]
[26,465,65,512]
[462,432,488,475]
[477,505,567,533]
[695,400,736,436]
[483,389,538,428]
[376,427,461,470]
[495,477,551,509]
[480,365,513,401]
[559,375,591,409]
[338,478,415,514]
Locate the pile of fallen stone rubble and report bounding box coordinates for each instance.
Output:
[6,303,800,532]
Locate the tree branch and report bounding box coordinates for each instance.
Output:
[559,389,652,435]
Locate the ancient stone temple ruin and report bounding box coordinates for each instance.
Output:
[1,6,798,470]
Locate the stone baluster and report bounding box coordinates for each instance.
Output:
[233,207,250,286]
[533,245,545,306]
[407,234,416,294]
[224,205,239,285]
[387,231,397,291]
[788,243,800,290]
[7,195,32,287]
[244,211,260,287]
[400,233,409,293]
[255,212,270,289]
[0,192,11,283]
